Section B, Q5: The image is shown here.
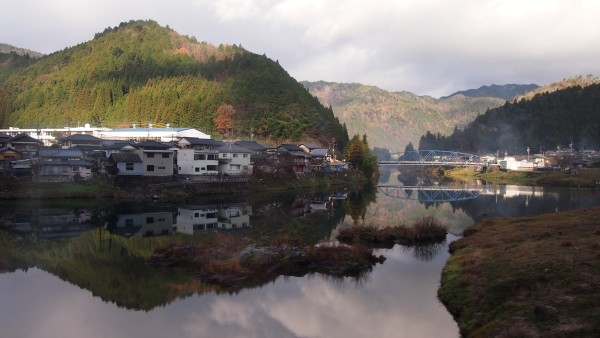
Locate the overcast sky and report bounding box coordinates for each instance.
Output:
[2,0,600,97]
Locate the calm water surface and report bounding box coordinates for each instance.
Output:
[3,166,600,338]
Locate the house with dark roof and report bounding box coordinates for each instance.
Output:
[0,133,43,158]
[36,148,92,182]
[216,143,253,175]
[108,153,143,176]
[278,144,312,174]
[177,137,223,150]
[299,142,323,153]
[60,134,104,149]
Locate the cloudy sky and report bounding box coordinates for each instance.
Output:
[2,0,600,97]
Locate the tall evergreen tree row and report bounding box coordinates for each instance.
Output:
[0,20,349,149]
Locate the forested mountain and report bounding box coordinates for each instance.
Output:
[0,20,348,148]
[418,83,600,154]
[515,74,600,101]
[302,81,505,153]
[442,84,539,101]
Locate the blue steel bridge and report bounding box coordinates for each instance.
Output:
[379,150,486,167]
[378,185,481,203]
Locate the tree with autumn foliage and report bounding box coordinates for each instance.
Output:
[214,104,235,138]
[344,133,379,179]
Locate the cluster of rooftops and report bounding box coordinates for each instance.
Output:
[0,128,347,182]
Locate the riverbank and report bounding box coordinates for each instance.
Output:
[446,167,600,187]
[0,171,370,200]
[438,207,600,337]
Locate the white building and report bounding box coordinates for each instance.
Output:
[499,156,545,171]
[98,126,210,142]
[135,141,175,177]
[176,148,219,176]
[216,143,252,175]
[0,124,111,146]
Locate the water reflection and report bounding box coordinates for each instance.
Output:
[0,241,459,338]
[3,166,600,337]
[1,207,99,239]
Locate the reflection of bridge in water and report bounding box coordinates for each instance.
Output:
[378,185,481,202]
[380,150,486,167]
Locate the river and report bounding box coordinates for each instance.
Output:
[2,166,600,338]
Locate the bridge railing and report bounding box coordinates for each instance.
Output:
[379,150,487,167]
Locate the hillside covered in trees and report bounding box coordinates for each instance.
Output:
[418,81,600,154]
[0,20,348,148]
[303,81,506,153]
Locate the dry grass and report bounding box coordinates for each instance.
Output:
[148,233,383,288]
[337,216,447,246]
[439,206,600,337]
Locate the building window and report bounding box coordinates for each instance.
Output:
[147,165,155,172]
[194,154,206,160]
[230,164,241,171]
[195,167,200,172]
[207,154,217,160]
[125,163,134,170]
[146,217,154,224]
[146,153,155,158]
[162,153,170,158]
[243,154,248,158]
[158,166,166,170]
[194,212,200,217]
[233,153,238,158]
[72,166,79,172]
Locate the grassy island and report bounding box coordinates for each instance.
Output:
[446,167,600,188]
[438,207,600,337]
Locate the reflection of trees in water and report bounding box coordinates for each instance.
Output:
[345,185,378,225]
[401,241,446,262]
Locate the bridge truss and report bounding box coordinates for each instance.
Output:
[380,150,486,167]
[378,185,480,203]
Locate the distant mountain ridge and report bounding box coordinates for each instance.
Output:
[303,81,507,153]
[441,84,539,101]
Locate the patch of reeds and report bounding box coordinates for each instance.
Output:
[337,216,447,246]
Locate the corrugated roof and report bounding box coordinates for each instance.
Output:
[109,153,142,163]
[216,143,253,153]
[61,134,103,142]
[39,149,84,158]
[311,148,328,156]
[235,141,266,151]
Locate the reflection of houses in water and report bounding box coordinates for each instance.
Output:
[108,211,174,238]
[174,203,252,234]
[218,205,252,230]
[174,206,219,235]
[479,185,545,198]
[4,208,96,239]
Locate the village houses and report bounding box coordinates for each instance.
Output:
[0,125,347,181]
